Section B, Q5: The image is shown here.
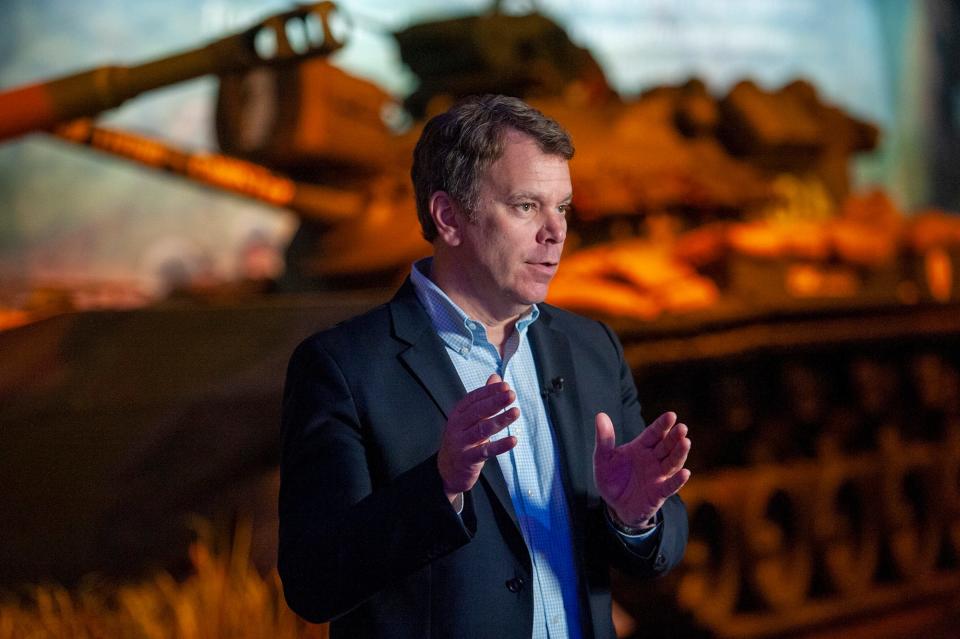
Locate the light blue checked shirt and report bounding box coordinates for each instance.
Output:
[411,259,583,638]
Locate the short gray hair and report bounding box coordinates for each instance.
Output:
[411,94,574,242]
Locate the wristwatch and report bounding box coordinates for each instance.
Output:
[607,506,657,536]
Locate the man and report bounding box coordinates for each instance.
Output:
[279,94,691,639]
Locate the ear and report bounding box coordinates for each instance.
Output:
[429,191,465,247]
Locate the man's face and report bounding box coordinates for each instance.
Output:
[454,129,571,318]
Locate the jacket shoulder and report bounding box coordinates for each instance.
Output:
[289,301,395,369]
[539,303,617,345]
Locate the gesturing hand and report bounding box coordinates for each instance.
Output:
[437,374,520,504]
[594,411,691,528]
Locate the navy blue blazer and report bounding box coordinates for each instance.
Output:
[279,279,687,639]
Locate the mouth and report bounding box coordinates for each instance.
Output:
[526,261,559,276]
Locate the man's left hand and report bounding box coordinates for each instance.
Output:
[594,411,691,529]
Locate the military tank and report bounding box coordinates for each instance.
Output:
[1,3,960,637]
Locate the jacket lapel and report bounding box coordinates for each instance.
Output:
[528,308,592,496]
[528,307,594,559]
[390,279,464,419]
[389,279,521,532]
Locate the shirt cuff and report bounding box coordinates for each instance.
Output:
[605,507,661,543]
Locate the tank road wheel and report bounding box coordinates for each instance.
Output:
[742,472,813,610]
[812,458,881,595]
[940,423,960,560]
[878,427,941,579]
[676,481,741,623]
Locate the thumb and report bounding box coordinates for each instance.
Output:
[486,373,502,385]
[594,412,616,463]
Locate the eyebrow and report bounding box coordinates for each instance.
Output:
[508,191,574,203]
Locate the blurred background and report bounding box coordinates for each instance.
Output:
[1,0,959,637]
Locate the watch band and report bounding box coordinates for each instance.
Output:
[607,506,656,535]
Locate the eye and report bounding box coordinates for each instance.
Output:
[558,203,571,217]
[516,202,535,213]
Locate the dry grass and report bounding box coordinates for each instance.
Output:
[0,520,326,639]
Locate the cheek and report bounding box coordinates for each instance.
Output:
[501,239,526,271]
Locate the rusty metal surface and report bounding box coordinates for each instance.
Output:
[0,291,390,586]
[674,435,960,637]
[612,301,960,637]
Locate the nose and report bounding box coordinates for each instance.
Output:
[538,210,566,245]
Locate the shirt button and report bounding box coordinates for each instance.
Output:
[459,346,468,355]
[526,489,534,497]
[551,614,560,625]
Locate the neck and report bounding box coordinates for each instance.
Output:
[428,253,527,353]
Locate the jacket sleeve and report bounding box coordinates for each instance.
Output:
[598,321,688,578]
[277,338,476,623]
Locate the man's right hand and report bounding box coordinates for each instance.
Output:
[438,373,519,504]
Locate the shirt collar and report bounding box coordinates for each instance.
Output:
[410,257,540,356]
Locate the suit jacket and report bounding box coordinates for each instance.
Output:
[278,279,687,639]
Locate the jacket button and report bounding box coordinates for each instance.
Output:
[655,554,667,568]
[505,577,524,593]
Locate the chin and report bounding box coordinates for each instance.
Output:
[517,286,550,306]
[503,276,552,308]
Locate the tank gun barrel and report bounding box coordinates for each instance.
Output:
[53,119,362,224]
[0,2,346,142]
[52,118,430,280]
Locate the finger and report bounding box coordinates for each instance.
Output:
[452,376,510,418]
[460,388,516,427]
[594,412,616,463]
[660,436,691,477]
[652,422,687,461]
[467,407,520,445]
[658,468,691,498]
[637,411,678,448]
[466,435,517,463]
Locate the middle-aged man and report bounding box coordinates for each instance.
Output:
[279,94,691,639]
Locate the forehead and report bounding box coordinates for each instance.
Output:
[481,129,571,194]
